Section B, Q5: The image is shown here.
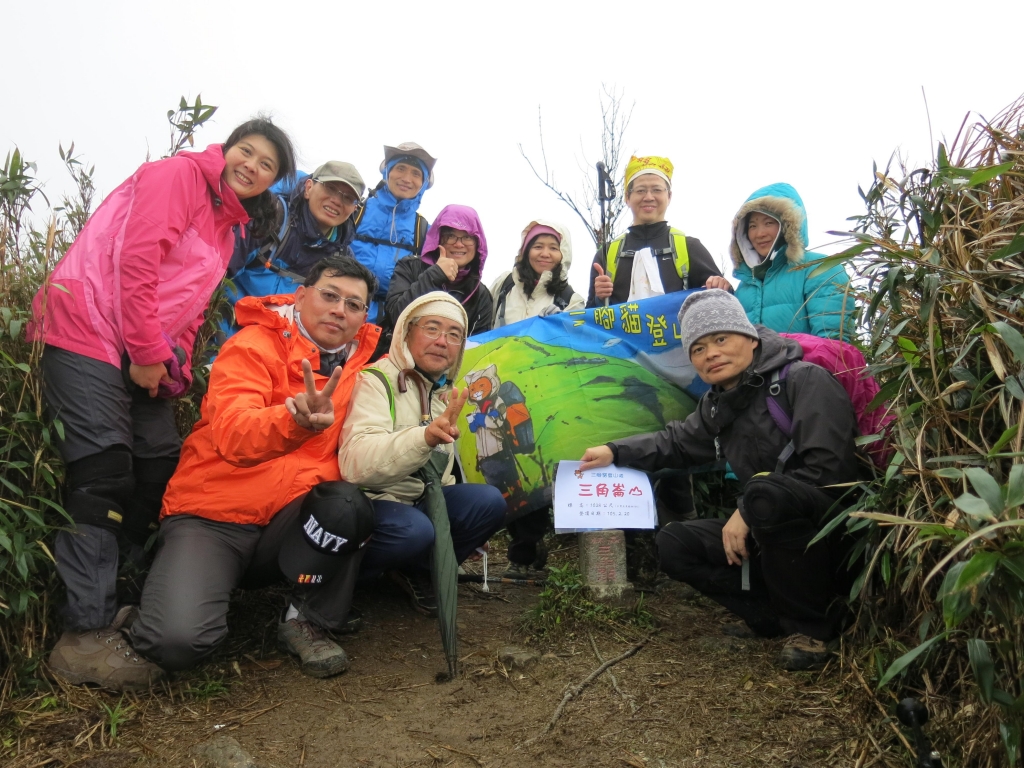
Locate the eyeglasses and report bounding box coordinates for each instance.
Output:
[314,180,360,207]
[413,321,464,346]
[441,233,477,246]
[311,287,368,313]
[630,185,668,197]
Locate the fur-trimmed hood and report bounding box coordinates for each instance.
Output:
[729,183,809,269]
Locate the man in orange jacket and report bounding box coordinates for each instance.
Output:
[116,256,378,683]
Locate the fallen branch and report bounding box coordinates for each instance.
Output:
[525,631,658,745]
[588,632,636,712]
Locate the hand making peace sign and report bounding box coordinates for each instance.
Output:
[424,386,470,447]
[285,359,342,431]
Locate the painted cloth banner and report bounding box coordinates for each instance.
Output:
[455,289,708,519]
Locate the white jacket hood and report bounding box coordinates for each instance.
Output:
[389,291,469,382]
[515,219,573,272]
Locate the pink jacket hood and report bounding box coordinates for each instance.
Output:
[31,143,248,376]
[420,204,488,282]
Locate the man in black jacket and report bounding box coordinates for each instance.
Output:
[587,155,730,307]
[580,289,859,669]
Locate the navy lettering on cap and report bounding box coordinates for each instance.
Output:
[303,514,348,553]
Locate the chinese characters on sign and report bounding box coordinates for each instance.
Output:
[568,304,683,343]
[554,461,655,532]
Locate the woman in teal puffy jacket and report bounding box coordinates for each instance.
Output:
[730,183,852,339]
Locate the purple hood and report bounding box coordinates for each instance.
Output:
[420,204,488,282]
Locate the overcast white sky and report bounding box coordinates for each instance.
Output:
[4,0,1020,296]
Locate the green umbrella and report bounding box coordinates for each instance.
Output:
[414,450,460,679]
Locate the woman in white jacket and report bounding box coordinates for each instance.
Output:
[488,220,584,577]
[490,220,585,328]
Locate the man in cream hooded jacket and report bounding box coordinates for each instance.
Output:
[339,292,505,614]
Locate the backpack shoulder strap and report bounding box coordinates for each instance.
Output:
[363,367,395,424]
[603,237,625,282]
[668,228,690,285]
[765,363,797,473]
[555,283,576,309]
[247,196,290,268]
[495,273,515,324]
[354,203,366,229]
[414,214,428,254]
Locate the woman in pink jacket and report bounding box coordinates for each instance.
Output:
[32,117,296,691]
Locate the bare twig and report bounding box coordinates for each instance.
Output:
[524,631,657,745]
[588,631,636,712]
[518,84,635,248]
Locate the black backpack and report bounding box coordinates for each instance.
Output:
[494,273,575,325]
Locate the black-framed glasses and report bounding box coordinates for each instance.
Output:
[441,233,477,246]
[311,287,368,313]
[314,180,360,207]
[412,320,464,346]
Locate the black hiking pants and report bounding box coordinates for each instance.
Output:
[656,473,852,641]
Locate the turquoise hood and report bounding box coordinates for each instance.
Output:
[730,182,809,269]
[730,182,852,340]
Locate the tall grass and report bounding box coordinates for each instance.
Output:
[830,95,1024,766]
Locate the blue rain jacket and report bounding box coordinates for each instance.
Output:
[350,158,430,323]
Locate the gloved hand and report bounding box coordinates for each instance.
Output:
[157,332,189,399]
[538,304,562,317]
[468,411,488,433]
[488,409,500,419]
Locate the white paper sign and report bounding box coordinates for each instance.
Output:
[553,460,655,533]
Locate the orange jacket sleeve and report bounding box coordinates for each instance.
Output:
[206,336,315,467]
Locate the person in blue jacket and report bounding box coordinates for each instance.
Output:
[350,143,437,326]
[224,161,366,337]
[730,183,852,340]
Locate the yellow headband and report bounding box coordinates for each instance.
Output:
[625,155,674,190]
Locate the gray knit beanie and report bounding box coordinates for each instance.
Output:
[677,289,759,356]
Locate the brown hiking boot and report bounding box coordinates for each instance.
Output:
[278,617,349,678]
[49,606,164,691]
[777,634,832,671]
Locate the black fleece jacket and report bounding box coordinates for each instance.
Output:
[609,327,860,520]
[380,253,493,354]
[586,221,722,307]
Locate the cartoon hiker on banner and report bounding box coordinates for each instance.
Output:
[464,365,530,513]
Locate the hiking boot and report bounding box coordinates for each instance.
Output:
[48,606,163,691]
[278,617,349,678]
[778,634,832,671]
[389,570,438,617]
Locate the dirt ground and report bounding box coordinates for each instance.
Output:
[2,540,910,768]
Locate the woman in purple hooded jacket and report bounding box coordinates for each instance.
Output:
[382,204,493,352]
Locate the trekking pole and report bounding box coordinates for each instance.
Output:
[597,161,615,308]
[457,573,546,587]
[896,698,943,767]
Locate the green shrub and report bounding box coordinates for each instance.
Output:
[832,95,1024,766]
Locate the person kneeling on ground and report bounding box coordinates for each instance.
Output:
[127,256,381,680]
[580,289,860,671]
[339,291,506,616]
